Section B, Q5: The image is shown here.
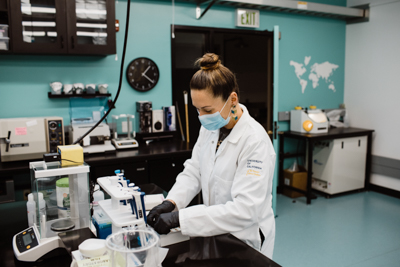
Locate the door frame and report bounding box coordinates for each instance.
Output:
[171,25,274,141]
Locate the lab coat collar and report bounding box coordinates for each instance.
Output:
[206,103,249,144]
[225,103,249,144]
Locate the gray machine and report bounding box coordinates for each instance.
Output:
[0,117,64,162]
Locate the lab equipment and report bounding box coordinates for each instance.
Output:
[163,106,176,131]
[290,106,328,134]
[96,172,189,247]
[98,84,109,94]
[96,175,147,233]
[326,109,346,128]
[69,97,115,154]
[0,117,64,162]
[49,82,62,95]
[13,161,91,262]
[63,84,74,94]
[136,101,153,133]
[309,136,367,195]
[106,229,160,267]
[152,110,164,133]
[111,114,139,149]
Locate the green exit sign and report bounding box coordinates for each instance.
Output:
[236,9,260,28]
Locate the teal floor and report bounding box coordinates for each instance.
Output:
[273,191,400,267]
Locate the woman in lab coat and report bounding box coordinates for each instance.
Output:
[148,53,276,258]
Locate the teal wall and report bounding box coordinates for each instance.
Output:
[0,0,346,133]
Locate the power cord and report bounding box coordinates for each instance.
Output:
[73,0,132,144]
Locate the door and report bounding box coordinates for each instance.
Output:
[9,0,68,54]
[171,26,273,143]
[65,0,115,55]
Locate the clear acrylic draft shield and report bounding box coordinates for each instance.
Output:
[106,228,160,267]
[30,161,91,239]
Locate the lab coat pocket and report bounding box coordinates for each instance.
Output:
[215,175,233,204]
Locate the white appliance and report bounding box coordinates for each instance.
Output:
[0,117,64,162]
[290,107,328,134]
[152,110,164,133]
[69,123,115,154]
[309,136,367,195]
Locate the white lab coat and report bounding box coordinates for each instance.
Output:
[167,104,276,258]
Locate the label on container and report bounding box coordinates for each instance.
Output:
[77,255,110,267]
[298,1,308,9]
[57,186,70,218]
[15,127,27,135]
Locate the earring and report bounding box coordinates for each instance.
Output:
[231,105,238,121]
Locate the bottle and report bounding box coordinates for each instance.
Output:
[93,184,105,210]
[343,111,350,128]
[38,192,46,220]
[26,193,36,227]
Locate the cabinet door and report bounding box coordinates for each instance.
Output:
[9,0,68,54]
[65,0,115,55]
[148,156,187,192]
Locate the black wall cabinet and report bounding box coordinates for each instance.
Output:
[8,0,115,55]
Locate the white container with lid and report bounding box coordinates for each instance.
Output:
[0,37,9,50]
[0,24,8,38]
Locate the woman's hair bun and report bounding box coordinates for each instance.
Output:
[196,53,221,71]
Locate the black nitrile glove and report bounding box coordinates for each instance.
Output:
[147,200,175,227]
[153,211,180,235]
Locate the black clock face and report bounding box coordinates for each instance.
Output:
[126,58,159,92]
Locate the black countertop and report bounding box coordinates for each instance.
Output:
[0,140,193,175]
[2,233,281,267]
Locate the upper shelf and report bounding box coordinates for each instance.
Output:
[48,92,111,98]
[184,0,369,23]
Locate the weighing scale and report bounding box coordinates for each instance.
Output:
[13,161,91,262]
[111,114,139,149]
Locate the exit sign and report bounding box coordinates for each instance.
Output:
[236,9,259,28]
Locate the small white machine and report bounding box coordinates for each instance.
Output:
[309,136,367,195]
[111,114,139,149]
[97,174,189,247]
[290,106,328,134]
[69,122,115,154]
[13,161,91,262]
[0,117,64,162]
[152,110,164,133]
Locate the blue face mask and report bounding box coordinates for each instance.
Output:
[198,97,231,131]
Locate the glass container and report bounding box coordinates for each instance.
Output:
[30,161,90,239]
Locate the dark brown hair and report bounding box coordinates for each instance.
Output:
[190,53,239,101]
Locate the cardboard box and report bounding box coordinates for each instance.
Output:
[282,167,307,198]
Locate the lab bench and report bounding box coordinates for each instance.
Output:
[278,127,374,204]
[1,232,281,267]
[0,139,193,196]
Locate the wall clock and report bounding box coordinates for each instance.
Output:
[126,57,159,92]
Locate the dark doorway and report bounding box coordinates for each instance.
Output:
[171,25,273,144]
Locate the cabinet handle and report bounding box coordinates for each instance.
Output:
[60,35,64,49]
[136,167,145,171]
[71,36,75,49]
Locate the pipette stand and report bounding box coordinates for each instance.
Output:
[97,176,146,233]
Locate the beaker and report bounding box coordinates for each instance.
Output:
[106,229,160,267]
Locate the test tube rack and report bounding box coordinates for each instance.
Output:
[97,176,146,233]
